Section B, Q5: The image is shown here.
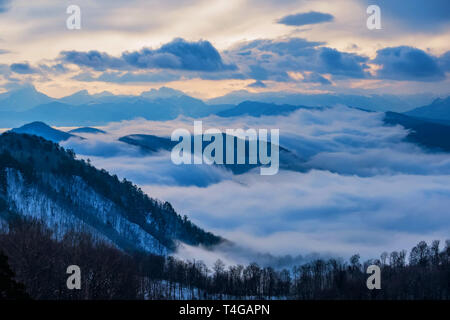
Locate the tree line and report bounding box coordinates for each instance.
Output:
[0,217,448,300]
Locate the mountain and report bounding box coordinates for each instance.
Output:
[0,132,221,254]
[0,84,53,112]
[57,90,92,105]
[10,121,77,143]
[69,127,107,134]
[404,96,450,122]
[208,90,435,112]
[0,97,233,127]
[58,90,125,105]
[119,133,305,174]
[140,87,185,99]
[384,112,450,152]
[119,134,177,153]
[216,101,315,118]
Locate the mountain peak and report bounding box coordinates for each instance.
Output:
[0,84,53,112]
[11,121,77,142]
[140,86,185,99]
[405,95,450,121]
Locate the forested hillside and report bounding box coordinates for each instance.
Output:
[0,132,221,254]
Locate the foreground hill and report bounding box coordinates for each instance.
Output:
[0,132,221,254]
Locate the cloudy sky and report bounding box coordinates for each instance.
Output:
[0,0,449,98]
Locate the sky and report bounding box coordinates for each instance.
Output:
[0,0,449,99]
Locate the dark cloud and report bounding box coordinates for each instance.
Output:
[61,38,236,74]
[61,50,127,71]
[122,38,237,72]
[277,11,334,26]
[318,47,369,78]
[228,38,370,81]
[0,49,10,54]
[38,63,68,75]
[35,38,450,85]
[10,62,38,74]
[234,38,324,56]
[373,46,445,81]
[247,64,290,81]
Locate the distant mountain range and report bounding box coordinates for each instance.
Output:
[0,84,447,127]
[0,86,232,127]
[207,90,437,112]
[216,101,319,117]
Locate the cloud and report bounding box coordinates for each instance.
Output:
[373,46,445,81]
[62,42,447,85]
[227,38,370,81]
[147,170,450,260]
[62,38,236,73]
[60,121,234,187]
[123,38,237,72]
[60,50,127,71]
[10,62,38,74]
[319,47,369,78]
[277,11,334,27]
[38,63,68,75]
[59,38,238,84]
[233,38,324,56]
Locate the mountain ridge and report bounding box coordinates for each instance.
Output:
[0,132,222,255]
[405,96,450,122]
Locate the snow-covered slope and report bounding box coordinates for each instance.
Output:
[0,132,221,255]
